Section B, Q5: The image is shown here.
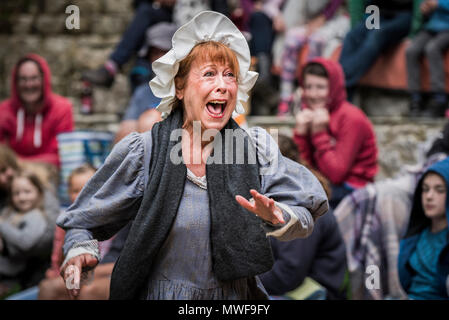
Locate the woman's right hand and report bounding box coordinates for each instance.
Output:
[295,109,313,136]
[60,253,99,299]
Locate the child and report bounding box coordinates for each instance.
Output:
[398,156,449,299]
[0,171,48,280]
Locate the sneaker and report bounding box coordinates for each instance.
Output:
[81,66,114,88]
[409,99,422,117]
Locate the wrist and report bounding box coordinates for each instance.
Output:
[311,124,327,135]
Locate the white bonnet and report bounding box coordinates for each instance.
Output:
[149,11,258,117]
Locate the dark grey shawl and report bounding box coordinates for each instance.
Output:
[109,108,273,299]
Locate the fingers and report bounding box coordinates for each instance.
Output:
[63,257,81,299]
[235,195,255,213]
[60,254,98,299]
[85,254,99,269]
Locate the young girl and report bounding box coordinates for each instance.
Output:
[0,171,48,279]
[398,156,449,300]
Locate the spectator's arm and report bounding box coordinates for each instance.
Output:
[323,0,344,20]
[311,115,367,185]
[54,104,74,134]
[293,131,314,166]
[49,226,66,272]
[259,237,318,295]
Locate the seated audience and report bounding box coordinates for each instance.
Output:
[293,58,378,208]
[0,54,74,169]
[406,0,449,117]
[83,0,228,92]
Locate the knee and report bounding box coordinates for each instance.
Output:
[406,42,422,60]
[424,40,442,58]
[38,277,67,300]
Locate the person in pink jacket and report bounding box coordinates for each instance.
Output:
[0,54,73,169]
[293,58,378,208]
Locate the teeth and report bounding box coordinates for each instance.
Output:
[209,100,226,104]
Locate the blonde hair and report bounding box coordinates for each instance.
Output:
[67,163,96,190]
[0,145,19,173]
[0,170,46,222]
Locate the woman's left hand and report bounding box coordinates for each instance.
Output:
[236,189,285,225]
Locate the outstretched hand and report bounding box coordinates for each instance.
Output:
[60,253,99,299]
[236,189,285,225]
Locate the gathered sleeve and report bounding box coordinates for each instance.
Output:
[56,132,150,265]
[249,127,329,241]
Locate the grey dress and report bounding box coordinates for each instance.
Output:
[57,127,328,300]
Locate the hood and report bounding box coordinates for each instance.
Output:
[300,57,347,113]
[404,156,449,238]
[9,54,53,149]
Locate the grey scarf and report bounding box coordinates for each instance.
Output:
[109,108,273,299]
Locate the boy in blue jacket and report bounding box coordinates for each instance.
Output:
[398,156,449,299]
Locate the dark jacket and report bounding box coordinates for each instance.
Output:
[260,210,347,300]
[398,156,449,299]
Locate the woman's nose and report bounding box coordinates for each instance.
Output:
[215,75,227,93]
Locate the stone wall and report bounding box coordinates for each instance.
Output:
[0,0,134,123]
[1,0,447,180]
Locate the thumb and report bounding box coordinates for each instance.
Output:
[84,254,98,268]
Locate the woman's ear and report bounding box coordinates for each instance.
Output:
[175,78,184,100]
[175,88,184,100]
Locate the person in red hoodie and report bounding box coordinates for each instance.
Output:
[293,58,378,209]
[0,54,74,169]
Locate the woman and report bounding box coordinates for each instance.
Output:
[58,11,328,300]
[293,58,378,208]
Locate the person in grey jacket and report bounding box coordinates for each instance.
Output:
[57,11,328,300]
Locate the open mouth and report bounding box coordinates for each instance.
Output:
[206,100,227,118]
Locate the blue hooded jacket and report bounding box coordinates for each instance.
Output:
[424,0,449,32]
[398,156,449,299]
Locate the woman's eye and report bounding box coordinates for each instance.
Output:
[225,72,235,77]
[204,71,214,77]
